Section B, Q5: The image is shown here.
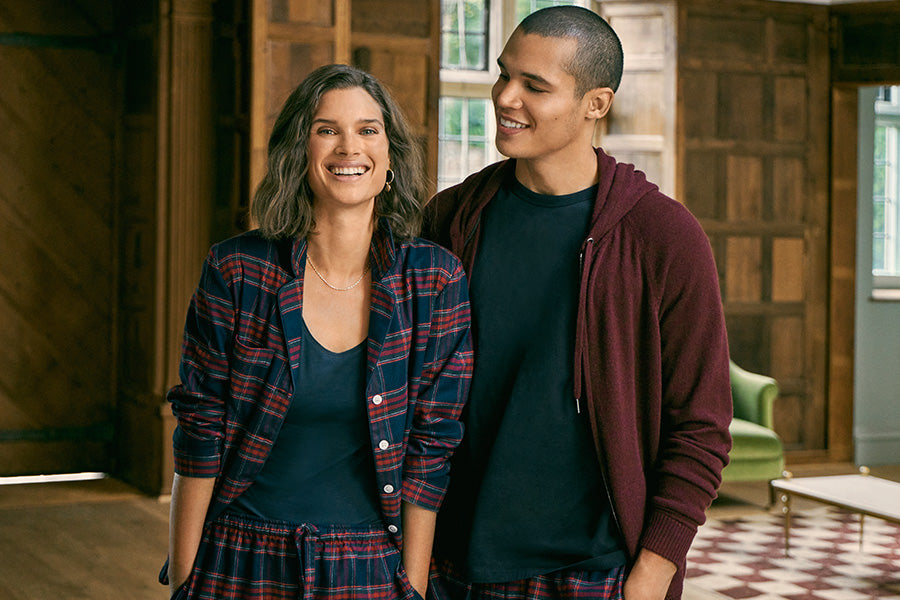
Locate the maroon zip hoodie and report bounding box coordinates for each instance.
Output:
[425,148,732,599]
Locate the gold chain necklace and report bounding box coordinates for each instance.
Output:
[306,254,369,291]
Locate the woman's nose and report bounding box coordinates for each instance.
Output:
[335,134,360,155]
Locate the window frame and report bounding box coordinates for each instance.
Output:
[873,86,900,292]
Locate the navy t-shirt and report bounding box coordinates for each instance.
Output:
[229,318,381,526]
[434,174,626,582]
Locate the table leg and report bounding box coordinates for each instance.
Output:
[859,513,865,550]
[780,492,792,557]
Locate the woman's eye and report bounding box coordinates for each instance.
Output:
[317,127,336,135]
[361,127,379,135]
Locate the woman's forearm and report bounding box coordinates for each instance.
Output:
[401,501,437,597]
[168,474,216,595]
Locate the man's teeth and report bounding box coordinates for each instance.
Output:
[500,118,526,129]
[331,166,367,175]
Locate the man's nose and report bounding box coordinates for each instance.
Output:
[493,80,521,109]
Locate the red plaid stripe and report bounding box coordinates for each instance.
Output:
[172,513,422,600]
[428,558,624,600]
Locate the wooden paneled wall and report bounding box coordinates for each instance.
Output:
[830,1,900,85]
[0,0,119,474]
[116,0,218,494]
[677,0,831,457]
[599,1,677,197]
[829,86,857,462]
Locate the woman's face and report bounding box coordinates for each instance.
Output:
[306,86,390,213]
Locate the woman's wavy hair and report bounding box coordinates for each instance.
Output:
[251,64,426,241]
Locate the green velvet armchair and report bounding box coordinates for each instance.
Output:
[720,361,785,484]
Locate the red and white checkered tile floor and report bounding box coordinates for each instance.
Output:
[686,507,900,600]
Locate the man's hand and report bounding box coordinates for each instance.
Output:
[623,549,677,600]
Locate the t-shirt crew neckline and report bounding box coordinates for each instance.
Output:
[507,175,597,207]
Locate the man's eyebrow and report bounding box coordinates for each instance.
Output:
[496,58,552,86]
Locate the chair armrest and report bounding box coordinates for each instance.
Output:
[729,360,779,429]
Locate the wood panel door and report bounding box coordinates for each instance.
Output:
[249,0,439,200]
[0,1,119,474]
[677,0,831,457]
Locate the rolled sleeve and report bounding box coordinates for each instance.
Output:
[168,249,235,477]
[402,261,473,511]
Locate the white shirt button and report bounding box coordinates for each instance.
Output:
[383,484,394,494]
[388,524,398,533]
[378,440,390,450]
[372,394,383,405]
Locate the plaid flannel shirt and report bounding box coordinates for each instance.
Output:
[168,222,473,539]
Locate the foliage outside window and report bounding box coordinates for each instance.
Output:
[441,0,490,71]
[514,0,578,22]
[874,86,900,290]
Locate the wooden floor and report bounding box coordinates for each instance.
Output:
[0,464,897,600]
[0,477,170,600]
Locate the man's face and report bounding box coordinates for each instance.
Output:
[491,31,589,163]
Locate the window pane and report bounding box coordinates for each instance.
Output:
[464,34,486,69]
[468,141,488,172]
[439,97,492,190]
[515,0,578,23]
[874,200,885,233]
[874,238,885,272]
[873,87,900,279]
[441,0,489,70]
[441,98,463,137]
[469,103,486,137]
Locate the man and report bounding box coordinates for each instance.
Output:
[424,6,732,600]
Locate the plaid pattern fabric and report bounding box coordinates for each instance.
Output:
[428,559,624,600]
[170,513,423,600]
[168,223,473,536]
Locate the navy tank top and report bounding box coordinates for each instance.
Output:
[229,318,381,525]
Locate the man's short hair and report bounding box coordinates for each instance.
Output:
[518,6,623,96]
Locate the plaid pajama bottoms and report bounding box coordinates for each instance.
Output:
[427,558,625,600]
[168,512,423,600]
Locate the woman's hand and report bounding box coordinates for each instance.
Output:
[401,501,437,598]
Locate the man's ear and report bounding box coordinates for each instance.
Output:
[585,87,615,121]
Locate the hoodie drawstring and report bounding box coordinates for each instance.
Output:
[574,237,594,414]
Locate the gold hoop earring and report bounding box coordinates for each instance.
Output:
[384,169,394,193]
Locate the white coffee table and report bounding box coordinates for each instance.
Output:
[769,467,900,555]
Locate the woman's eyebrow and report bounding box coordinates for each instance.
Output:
[312,117,384,126]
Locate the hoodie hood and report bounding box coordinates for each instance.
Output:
[587,147,660,242]
[439,148,659,270]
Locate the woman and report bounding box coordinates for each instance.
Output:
[161,64,473,600]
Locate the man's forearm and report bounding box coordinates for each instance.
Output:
[623,548,677,600]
